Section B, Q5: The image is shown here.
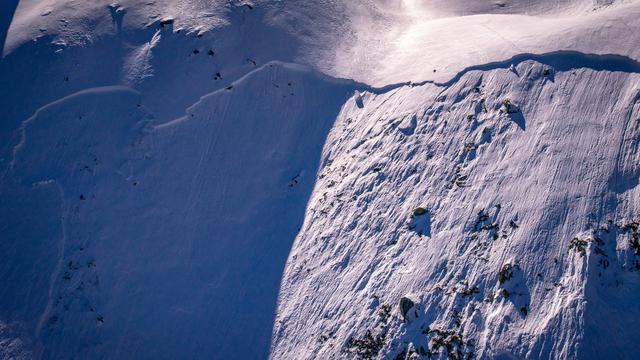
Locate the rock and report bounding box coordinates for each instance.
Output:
[502,99,520,114]
[498,263,513,284]
[412,207,428,217]
[159,17,174,27]
[399,297,415,320]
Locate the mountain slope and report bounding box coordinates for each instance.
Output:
[2,63,356,359]
[1,1,640,359]
[271,55,640,359]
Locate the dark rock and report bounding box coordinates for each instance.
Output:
[399,296,415,320]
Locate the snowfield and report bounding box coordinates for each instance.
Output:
[1,0,639,359]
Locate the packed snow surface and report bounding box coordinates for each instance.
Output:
[1,0,640,359]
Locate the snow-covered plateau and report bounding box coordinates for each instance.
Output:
[1,1,639,359]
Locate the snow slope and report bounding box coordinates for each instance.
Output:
[2,64,357,359]
[272,55,640,360]
[1,0,640,359]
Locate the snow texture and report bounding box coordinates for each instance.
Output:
[1,0,640,359]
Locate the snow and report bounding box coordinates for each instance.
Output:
[1,0,640,359]
[2,63,359,358]
[271,60,640,359]
[335,0,640,86]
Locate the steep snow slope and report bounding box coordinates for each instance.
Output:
[272,56,640,359]
[2,0,640,359]
[1,64,357,359]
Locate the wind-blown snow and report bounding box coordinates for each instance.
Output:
[272,56,640,359]
[1,0,640,359]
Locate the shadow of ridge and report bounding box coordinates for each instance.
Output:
[6,62,358,359]
[144,63,358,359]
[170,63,359,360]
